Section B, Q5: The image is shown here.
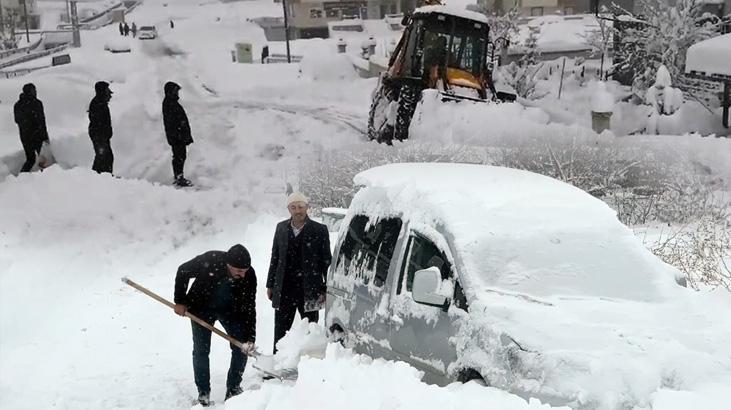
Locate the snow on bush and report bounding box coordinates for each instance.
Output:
[613,0,720,94]
[649,214,731,291]
[645,65,685,134]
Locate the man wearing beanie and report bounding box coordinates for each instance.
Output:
[173,244,257,407]
[266,192,332,354]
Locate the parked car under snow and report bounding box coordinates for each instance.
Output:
[104,38,131,53]
[324,163,729,408]
[138,26,158,40]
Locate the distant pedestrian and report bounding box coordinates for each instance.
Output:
[88,81,114,174]
[170,19,175,29]
[123,22,130,36]
[118,22,124,36]
[131,22,137,38]
[13,83,50,173]
[266,192,331,354]
[162,81,194,187]
[261,45,269,63]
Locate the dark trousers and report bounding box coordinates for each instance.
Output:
[91,140,114,174]
[20,139,41,173]
[171,144,187,178]
[191,311,248,395]
[273,296,319,354]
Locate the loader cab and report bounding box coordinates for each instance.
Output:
[392,10,490,93]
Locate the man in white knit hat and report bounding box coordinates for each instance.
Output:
[266,192,331,353]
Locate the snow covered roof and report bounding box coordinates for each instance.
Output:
[685,33,731,78]
[413,5,489,24]
[351,163,679,302]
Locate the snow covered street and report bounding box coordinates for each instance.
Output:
[1,1,730,409]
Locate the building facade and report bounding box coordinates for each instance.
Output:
[283,0,417,38]
[0,0,41,33]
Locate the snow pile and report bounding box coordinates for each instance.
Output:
[270,319,328,370]
[299,46,358,82]
[590,81,614,113]
[228,344,566,410]
[685,33,731,76]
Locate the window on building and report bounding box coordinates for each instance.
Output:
[326,8,339,18]
[564,7,574,15]
[310,8,323,19]
[530,7,544,16]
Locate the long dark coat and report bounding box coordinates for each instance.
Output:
[14,93,49,146]
[266,218,331,309]
[162,95,193,146]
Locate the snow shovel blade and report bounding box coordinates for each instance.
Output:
[248,350,298,381]
[252,364,299,381]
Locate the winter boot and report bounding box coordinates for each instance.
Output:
[225,386,243,401]
[197,392,212,407]
[174,175,193,187]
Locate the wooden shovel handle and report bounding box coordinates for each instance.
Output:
[121,277,254,354]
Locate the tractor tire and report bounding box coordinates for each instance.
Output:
[367,81,395,142]
[393,84,420,141]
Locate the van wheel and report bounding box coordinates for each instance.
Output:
[457,368,486,385]
[328,324,346,347]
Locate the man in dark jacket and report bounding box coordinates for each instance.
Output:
[266,192,331,354]
[174,244,257,407]
[88,81,114,174]
[162,81,194,187]
[13,83,49,173]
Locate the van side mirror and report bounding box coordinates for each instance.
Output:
[412,267,448,308]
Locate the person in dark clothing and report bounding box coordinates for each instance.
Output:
[119,22,124,36]
[13,83,50,173]
[266,192,331,354]
[170,20,175,29]
[162,81,194,187]
[123,22,130,36]
[131,22,137,38]
[174,244,257,407]
[88,81,114,174]
[261,45,269,63]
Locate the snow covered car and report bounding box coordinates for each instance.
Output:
[324,163,730,408]
[138,26,158,40]
[104,38,131,53]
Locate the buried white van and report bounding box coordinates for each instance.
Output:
[324,163,730,408]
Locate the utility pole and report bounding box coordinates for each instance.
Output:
[0,0,5,39]
[281,0,291,63]
[66,0,71,24]
[22,0,29,43]
[70,0,80,47]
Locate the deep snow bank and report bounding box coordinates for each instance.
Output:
[228,343,566,410]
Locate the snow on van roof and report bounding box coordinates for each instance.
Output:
[352,163,678,302]
[413,5,489,24]
[685,33,731,77]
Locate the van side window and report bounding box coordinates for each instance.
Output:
[397,234,451,294]
[337,215,369,271]
[337,215,402,287]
